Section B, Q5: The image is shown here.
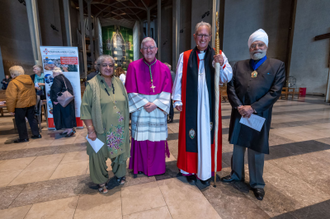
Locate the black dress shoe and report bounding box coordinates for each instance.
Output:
[186,175,197,184]
[14,138,29,143]
[221,175,243,183]
[200,179,210,186]
[251,188,265,200]
[31,134,42,139]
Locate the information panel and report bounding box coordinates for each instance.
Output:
[40,46,83,129]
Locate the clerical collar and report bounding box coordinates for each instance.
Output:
[143,58,157,65]
[197,49,206,54]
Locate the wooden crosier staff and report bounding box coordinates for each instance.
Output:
[214,11,220,187]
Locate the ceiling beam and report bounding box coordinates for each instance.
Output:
[140,0,148,9]
[95,5,111,16]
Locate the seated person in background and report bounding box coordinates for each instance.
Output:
[6,66,41,143]
[1,75,11,90]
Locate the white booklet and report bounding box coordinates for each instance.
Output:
[86,136,104,153]
[239,114,266,132]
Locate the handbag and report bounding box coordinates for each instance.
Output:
[57,75,74,107]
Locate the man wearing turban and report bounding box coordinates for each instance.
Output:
[222,29,286,200]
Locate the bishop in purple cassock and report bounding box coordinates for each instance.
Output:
[125,37,172,176]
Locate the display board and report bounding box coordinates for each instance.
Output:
[40,46,83,129]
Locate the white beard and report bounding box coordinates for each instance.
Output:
[250,50,267,60]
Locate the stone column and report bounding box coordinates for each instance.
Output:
[25,0,42,65]
[157,0,161,60]
[79,0,87,78]
[63,0,72,46]
[172,0,180,71]
[87,0,94,65]
[147,8,151,37]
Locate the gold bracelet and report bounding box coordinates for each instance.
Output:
[87,125,93,128]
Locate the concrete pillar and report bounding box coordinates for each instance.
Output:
[79,0,87,78]
[172,0,180,71]
[157,0,161,60]
[212,0,220,48]
[25,0,42,65]
[94,16,99,58]
[326,69,330,102]
[63,0,72,46]
[133,21,141,61]
[87,1,94,65]
[147,8,151,37]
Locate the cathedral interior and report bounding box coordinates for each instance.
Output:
[0,0,330,218]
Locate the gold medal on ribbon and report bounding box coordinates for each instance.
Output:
[251,70,258,78]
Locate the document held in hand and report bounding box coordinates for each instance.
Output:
[239,114,266,132]
[86,136,104,153]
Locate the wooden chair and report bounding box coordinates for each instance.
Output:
[281,87,289,99]
[281,87,300,100]
[0,99,6,117]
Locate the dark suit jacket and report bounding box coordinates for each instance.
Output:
[227,58,286,154]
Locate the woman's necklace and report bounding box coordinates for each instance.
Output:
[101,77,119,111]
[143,59,157,92]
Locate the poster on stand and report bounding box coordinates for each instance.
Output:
[40,46,83,129]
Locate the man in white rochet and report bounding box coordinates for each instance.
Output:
[222,29,286,201]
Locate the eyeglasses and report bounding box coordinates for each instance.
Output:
[142,46,156,51]
[250,43,266,49]
[100,63,114,68]
[196,34,210,39]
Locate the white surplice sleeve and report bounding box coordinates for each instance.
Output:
[153,92,171,114]
[128,93,149,113]
[219,52,233,84]
[212,52,233,85]
[172,53,184,107]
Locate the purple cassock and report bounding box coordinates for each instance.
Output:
[125,58,172,176]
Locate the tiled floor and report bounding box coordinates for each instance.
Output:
[1,96,330,218]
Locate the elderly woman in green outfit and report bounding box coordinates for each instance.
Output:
[81,55,130,194]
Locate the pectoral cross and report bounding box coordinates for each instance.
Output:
[151,84,156,92]
[315,32,330,102]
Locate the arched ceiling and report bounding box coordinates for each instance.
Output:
[71,0,172,28]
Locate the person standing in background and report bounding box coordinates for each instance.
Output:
[6,66,41,143]
[31,65,46,100]
[50,67,76,137]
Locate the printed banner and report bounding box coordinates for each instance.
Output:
[40,46,83,129]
